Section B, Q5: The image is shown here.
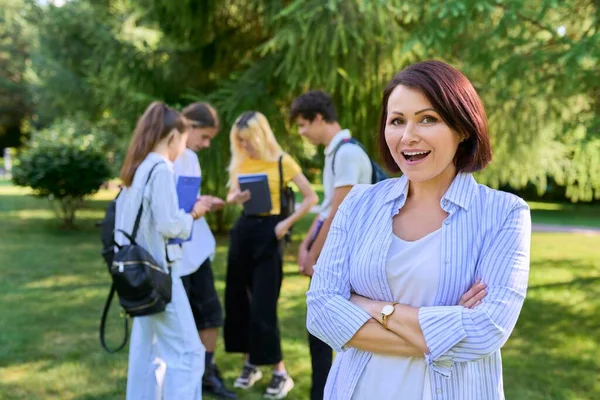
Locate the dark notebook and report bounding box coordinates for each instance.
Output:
[238,173,272,215]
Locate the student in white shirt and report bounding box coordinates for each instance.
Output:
[289,91,372,400]
[173,102,236,399]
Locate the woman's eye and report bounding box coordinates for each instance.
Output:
[390,118,405,126]
[421,115,438,124]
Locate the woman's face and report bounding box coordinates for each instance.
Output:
[168,129,188,162]
[237,134,260,159]
[384,85,462,183]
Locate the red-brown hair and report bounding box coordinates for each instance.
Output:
[378,60,492,173]
[120,102,188,186]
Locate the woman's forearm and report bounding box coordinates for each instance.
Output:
[284,194,318,227]
[353,296,430,354]
[385,305,429,354]
[346,319,423,357]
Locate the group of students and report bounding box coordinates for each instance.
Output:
[115,90,366,399]
[115,60,531,400]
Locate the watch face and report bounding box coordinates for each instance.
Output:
[382,304,394,316]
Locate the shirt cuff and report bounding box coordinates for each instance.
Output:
[419,306,467,377]
[321,296,372,352]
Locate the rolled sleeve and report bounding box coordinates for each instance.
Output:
[419,204,531,377]
[306,186,371,352]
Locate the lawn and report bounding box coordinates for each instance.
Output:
[528,201,600,228]
[0,179,599,399]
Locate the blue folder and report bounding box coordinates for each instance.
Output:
[168,176,201,244]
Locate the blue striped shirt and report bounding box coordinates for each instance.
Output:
[306,172,531,400]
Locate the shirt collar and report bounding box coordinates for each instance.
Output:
[324,129,351,155]
[384,172,478,212]
[148,152,173,170]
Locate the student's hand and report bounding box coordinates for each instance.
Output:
[274,220,290,240]
[191,198,211,219]
[458,279,487,309]
[302,263,315,277]
[201,196,225,211]
[229,189,251,205]
[301,251,317,277]
[297,243,309,273]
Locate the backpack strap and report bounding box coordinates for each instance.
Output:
[278,154,284,213]
[332,137,368,176]
[99,282,129,353]
[130,162,164,243]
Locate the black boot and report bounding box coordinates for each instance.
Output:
[203,363,237,399]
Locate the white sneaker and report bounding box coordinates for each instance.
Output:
[264,373,294,399]
[233,364,263,389]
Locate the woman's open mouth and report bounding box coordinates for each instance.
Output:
[402,150,431,164]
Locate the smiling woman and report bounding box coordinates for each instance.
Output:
[379,61,492,181]
[307,60,531,400]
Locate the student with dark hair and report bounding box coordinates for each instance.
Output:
[307,61,531,399]
[290,90,372,400]
[173,102,236,398]
[224,111,318,399]
[116,102,208,399]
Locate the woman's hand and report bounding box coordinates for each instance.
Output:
[228,189,251,205]
[275,220,290,240]
[458,279,487,308]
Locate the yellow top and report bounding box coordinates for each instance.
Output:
[237,154,302,215]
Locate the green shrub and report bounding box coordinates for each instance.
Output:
[12,119,112,228]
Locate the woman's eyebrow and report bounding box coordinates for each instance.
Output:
[389,108,437,116]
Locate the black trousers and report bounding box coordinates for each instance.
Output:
[307,224,333,400]
[224,214,284,366]
[308,324,333,400]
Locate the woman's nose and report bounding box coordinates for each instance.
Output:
[401,124,419,145]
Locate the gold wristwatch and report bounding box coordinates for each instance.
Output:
[381,302,399,330]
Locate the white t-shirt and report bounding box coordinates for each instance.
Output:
[319,130,372,220]
[352,229,441,400]
[172,148,216,277]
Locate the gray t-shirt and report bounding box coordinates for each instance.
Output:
[319,130,372,220]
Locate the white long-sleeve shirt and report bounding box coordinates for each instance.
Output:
[173,148,216,276]
[114,152,192,273]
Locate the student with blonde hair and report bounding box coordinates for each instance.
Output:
[224,111,318,399]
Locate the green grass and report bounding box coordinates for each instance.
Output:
[0,179,599,399]
[528,201,600,228]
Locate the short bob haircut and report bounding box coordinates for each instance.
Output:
[378,60,492,173]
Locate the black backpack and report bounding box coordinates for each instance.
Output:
[99,162,172,352]
[278,154,295,243]
[332,137,390,183]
